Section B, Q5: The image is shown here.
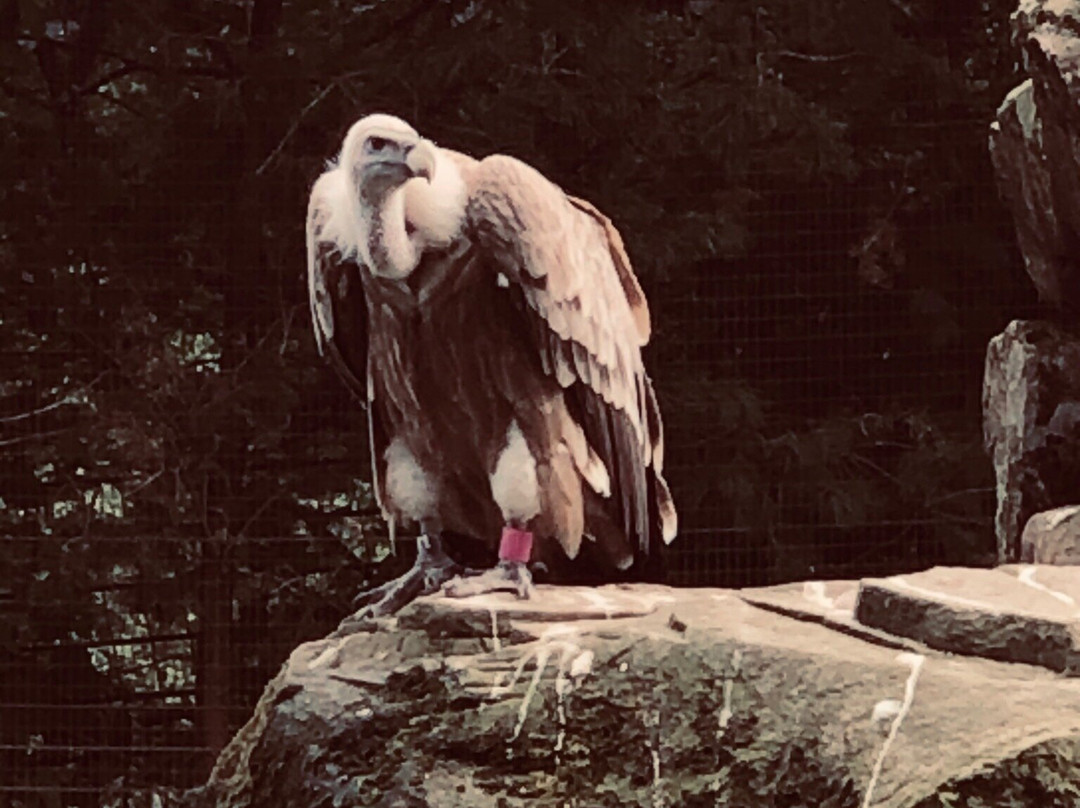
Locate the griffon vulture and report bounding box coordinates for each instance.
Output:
[307,114,676,617]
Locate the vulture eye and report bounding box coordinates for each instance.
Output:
[367,136,390,152]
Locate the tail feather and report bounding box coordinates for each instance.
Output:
[643,375,665,474]
[654,472,677,544]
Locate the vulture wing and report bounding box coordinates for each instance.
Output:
[466,155,677,554]
[306,168,392,520]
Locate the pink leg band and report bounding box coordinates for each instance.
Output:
[499,526,533,563]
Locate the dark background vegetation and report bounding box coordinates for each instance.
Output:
[0,0,1033,803]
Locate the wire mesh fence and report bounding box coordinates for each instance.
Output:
[659,138,1026,586]
[1,0,1032,804]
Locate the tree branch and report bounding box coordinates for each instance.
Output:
[78,63,141,96]
[0,370,110,424]
[776,50,860,63]
[0,427,75,448]
[235,491,283,540]
[255,81,339,176]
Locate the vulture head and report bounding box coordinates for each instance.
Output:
[336,113,465,280]
[343,114,437,199]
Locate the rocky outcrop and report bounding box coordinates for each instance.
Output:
[983,320,1080,561]
[987,0,1080,563]
[989,0,1080,308]
[188,581,1080,808]
[1023,505,1080,563]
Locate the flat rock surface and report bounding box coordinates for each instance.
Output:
[738,580,923,651]
[999,563,1080,605]
[190,579,1080,808]
[416,583,669,622]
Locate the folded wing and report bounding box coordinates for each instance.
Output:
[466,156,677,553]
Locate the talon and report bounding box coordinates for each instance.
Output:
[351,578,397,610]
[342,533,461,621]
[442,560,534,600]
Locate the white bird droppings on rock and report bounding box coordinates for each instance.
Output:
[308,641,343,670]
[1016,565,1076,607]
[862,653,925,808]
[871,699,903,733]
[569,649,594,680]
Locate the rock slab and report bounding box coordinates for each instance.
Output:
[187,583,1080,808]
[856,566,1080,673]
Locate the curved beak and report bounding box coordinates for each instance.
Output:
[404,139,437,182]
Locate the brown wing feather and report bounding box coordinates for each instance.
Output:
[466,155,677,554]
[566,195,651,345]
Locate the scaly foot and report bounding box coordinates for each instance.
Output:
[343,534,463,624]
[442,560,535,600]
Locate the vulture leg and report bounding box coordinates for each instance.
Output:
[347,532,463,619]
[445,424,544,600]
[442,526,537,600]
